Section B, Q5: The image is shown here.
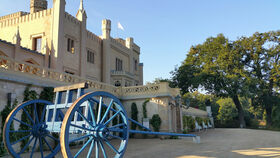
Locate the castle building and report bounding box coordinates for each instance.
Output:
[0,0,143,87]
[0,0,210,134]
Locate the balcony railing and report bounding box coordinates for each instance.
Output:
[111,70,135,78]
[0,56,180,99]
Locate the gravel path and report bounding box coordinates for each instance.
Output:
[124,128,280,158]
[3,128,280,158]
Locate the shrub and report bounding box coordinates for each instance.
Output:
[272,106,280,128]
[130,103,138,137]
[216,98,239,128]
[150,114,161,132]
[203,118,209,124]
[183,116,195,132]
[131,102,138,130]
[142,99,149,118]
[195,117,203,126]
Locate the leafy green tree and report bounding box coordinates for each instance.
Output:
[272,104,280,128]
[216,98,239,127]
[142,99,149,118]
[172,34,247,127]
[131,103,138,130]
[237,31,280,127]
[150,114,161,132]
[182,92,218,110]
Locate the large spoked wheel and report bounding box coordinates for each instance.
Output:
[3,100,60,158]
[61,91,129,158]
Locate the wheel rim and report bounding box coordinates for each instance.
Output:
[3,100,60,158]
[61,91,129,158]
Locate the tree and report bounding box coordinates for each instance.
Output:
[131,103,138,130]
[238,31,280,127]
[150,114,161,132]
[216,98,239,127]
[172,34,248,128]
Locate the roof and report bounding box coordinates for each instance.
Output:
[182,106,208,117]
[0,38,45,56]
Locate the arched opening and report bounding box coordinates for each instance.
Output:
[24,58,40,66]
[0,50,8,68]
[115,81,121,87]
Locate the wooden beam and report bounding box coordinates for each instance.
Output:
[54,82,88,92]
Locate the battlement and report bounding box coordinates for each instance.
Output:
[0,12,29,21]
[115,38,126,46]
[110,38,140,53]
[64,12,81,25]
[86,30,102,44]
[110,38,130,52]
[0,9,52,28]
[132,43,140,54]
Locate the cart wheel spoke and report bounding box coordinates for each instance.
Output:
[74,137,93,158]
[34,103,39,123]
[96,97,103,124]
[108,133,123,140]
[95,140,99,158]
[18,136,34,154]
[40,104,47,122]
[87,140,95,158]
[46,134,59,141]
[70,123,93,132]
[13,118,32,128]
[77,110,95,129]
[69,134,92,143]
[100,99,114,124]
[39,137,44,158]
[109,128,124,132]
[99,140,108,158]
[104,110,121,126]
[88,100,96,126]
[23,107,35,125]
[11,133,32,145]
[108,123,126,129]
[30,138,37,158]
[43,137,54,152]
[104,138,119,154]
[9,130,32,133]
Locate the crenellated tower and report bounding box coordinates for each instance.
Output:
[102,19,111,39]
[30,0,48,13]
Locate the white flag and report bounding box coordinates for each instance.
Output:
[117,22,124,31]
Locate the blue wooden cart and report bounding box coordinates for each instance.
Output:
[3,83,199,158]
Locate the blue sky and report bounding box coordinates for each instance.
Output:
[0,0,280,83]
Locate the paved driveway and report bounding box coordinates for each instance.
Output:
[3,128,280,158]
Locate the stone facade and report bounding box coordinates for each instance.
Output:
[0,0,209,133]
[0,0,143,86]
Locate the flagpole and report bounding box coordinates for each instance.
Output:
[117,23,119,38]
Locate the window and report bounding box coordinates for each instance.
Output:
[87,50,95,64]
[65,71,74,75]
[33,37,42,52]
[134,59,138,71]
[116,58,123,71]
[115,81,121,87]
[67,38,75,53]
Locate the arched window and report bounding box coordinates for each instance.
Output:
[0,50,8,68]
[115,81,121,87]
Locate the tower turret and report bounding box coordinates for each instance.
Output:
[102,19,111,39]
[30,0,48,13]
[13,26,21,46]
[76,0,87,21]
